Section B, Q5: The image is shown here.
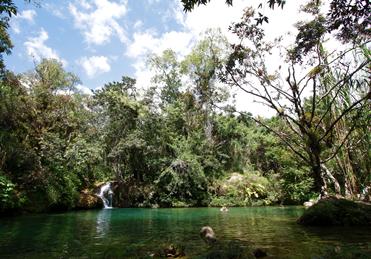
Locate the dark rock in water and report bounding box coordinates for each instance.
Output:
[253,248,267,258]
[200,226,217,244]
[164,244,185,257]
[76,190,103,209]
[150,244,185,258]
[298,196,371,226]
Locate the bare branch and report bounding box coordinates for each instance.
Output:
[299,77,312,97]
[251,117,310,163]
[322,105,366,163]
[310,78,317,124]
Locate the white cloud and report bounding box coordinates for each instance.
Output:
[126,30,195,91]
[44,3,66,19]
[55,84,93,96]
[126,1,249,91]
[24,28,67,66]
[76,84,93,95]
[126,30,194,59]
[80,0,93,10]
[69,0,128,45]
[11,10,36,34]
[126,0,306,116]
[78,56,111,77]
[19,10,36,21]
[132,60,155,93]
[133,20,143,30]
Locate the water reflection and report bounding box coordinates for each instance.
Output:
[95,209,112,238]
[1,207,370,258]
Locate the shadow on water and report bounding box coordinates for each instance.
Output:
[0,206,370,258]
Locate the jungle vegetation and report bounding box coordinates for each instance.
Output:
[0,0,369,213]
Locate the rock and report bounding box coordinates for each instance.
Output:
[227,173,244,184]
[220,206,229,212]
[200,226,217,244]
[76,191,103,209]
[304,196,320,208]
[303,201,314,208]
[360,186,370,202]
[298,196,371,226]
[164,244,185,257]
[253,248,267,258]
[151,244,185,258]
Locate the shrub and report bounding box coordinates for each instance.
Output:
[0,172,22,212]
[155,154,210,207]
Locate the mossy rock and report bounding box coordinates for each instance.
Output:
[76,190,103,209]
[298,197,371,226]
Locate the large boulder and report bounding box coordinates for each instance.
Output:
[76,190,103,209]
[298,197,371,226]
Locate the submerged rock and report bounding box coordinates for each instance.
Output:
[200,226,217,244]
[150,244,185,258]
[253,248,267,258]
[298,197,371,226]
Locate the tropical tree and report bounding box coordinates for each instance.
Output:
[0,0,35,75]
[1,58,104,211]
[221,5,370,196]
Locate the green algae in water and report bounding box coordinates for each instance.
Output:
[0,207,370,258]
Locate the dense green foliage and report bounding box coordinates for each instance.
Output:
[0,0,369,213]
[0,60,109,212]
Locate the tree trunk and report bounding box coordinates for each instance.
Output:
[311,160,327,197]
[321,164,341,195]
[307,132,327,197]
[113,162,123,182]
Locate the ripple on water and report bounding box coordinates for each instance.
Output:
[0,207,370,258]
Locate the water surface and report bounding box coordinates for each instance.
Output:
[0,207,370,258]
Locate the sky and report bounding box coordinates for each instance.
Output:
[6,0,308,115]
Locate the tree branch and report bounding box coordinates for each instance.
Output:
[251,117,310,163]
[319,91,370,142]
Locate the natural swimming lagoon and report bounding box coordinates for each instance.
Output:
[1,207,370,258]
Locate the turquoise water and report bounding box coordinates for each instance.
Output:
[0,207,370,258]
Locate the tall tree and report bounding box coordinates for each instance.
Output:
[0,0,34,75]
[147,49,182,107]
[181,29,229,139]
[221,6,370,196]
[94,76,149,183]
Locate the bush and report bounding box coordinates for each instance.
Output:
[155,153,210,207]
[0,172,22,212]
[210,171,274,207]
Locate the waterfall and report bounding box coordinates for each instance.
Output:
[97,182,113,209]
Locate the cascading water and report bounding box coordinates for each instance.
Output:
[97,182,113,209]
